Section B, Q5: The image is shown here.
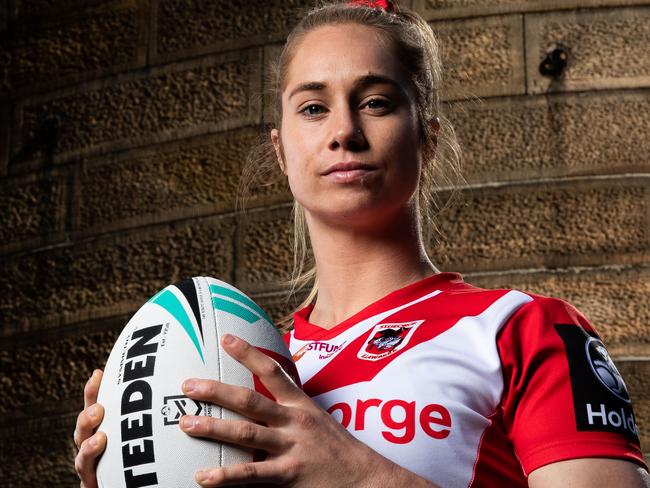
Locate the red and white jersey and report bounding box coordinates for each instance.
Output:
[284,273,646,487]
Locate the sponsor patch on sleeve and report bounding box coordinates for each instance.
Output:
[554,324,639,442]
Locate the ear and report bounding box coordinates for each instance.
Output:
[271,128,287,175]
[430,116,441,134]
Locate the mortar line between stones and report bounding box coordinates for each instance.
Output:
[464,263,649,278]
[444,85,650,105]
[436,172,650,192]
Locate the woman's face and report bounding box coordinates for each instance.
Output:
[272,23,423,229]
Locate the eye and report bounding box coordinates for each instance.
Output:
[363,98,391,113]
[299,104,327,117]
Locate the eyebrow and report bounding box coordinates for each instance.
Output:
[288,81,326,100]
[287,74,402,100]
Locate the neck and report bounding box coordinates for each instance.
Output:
[304,206,438,329]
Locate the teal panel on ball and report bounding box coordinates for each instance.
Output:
[209,284,273,324]
[212,296,260,324]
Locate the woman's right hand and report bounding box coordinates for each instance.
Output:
[74,369,107,488]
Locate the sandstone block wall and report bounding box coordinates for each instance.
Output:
[1,0,648,484]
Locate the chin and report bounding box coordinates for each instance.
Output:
[306,193,414,230]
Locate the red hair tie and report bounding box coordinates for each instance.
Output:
[347,0,395,12]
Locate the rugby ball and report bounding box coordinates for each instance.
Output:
[96,276,298,488]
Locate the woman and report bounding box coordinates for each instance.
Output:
[74,1,649,486]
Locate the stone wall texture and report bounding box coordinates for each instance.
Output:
[431,14,525,100]
[1,0,648,484]
[1,1,145,95]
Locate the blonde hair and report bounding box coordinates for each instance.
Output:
[240,1,462,326]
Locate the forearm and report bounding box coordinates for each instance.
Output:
[383,463,440,488]
[356,444,440,488]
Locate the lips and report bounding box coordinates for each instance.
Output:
[321,161,378,176]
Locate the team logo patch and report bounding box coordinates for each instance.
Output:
[358,321,423,361]
[555,324,638,441]
[161,395,203,425]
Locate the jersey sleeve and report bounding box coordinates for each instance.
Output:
[496,295,647,475]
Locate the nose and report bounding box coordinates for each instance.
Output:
[328,107,367,151]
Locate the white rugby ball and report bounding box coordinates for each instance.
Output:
[96,276,298,488]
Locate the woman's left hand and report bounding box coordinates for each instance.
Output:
[179,333,426,487]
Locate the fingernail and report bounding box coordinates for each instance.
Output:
[181,416,198,429]
[89,436,97,448]
[88,404,99,419]
[222,334,235,345]
[196,470,211,483]
[183,379,196,392]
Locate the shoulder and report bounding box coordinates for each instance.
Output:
[448,276,597,337]
[481,287,602,367]
[446,281,604,371]
[489,289,605,357]
[445,277,596,337]
[508,292,595,331]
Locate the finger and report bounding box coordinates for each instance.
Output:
[74,404,105,449]
[182,379,286,424]
[84,370,103,410]
[180,416,286,452]
[221,334,303,403]
[74,431,107,488]
[195,460,286,487]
